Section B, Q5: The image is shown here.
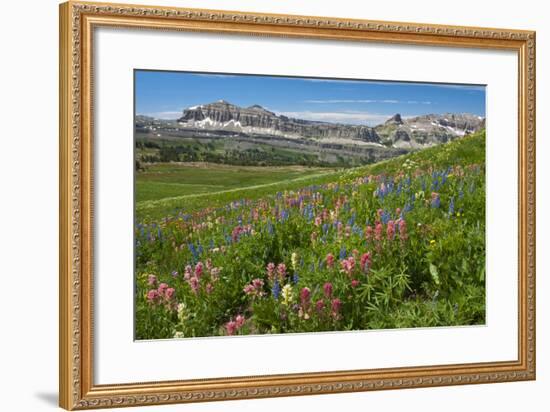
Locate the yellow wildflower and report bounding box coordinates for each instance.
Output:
[281,284,293,306]
[291,252,298,272]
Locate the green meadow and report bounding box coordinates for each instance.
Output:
[135,131,486,339]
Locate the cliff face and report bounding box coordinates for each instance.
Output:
[174,101,485,149]
[375,113,485,148]
[177,100,381,143]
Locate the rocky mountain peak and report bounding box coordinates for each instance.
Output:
[375,112,485,149]
[177,100,381,143]
[386,113,403,125]
[248,104,265,110]
[174,101,484,149]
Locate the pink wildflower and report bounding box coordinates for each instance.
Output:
[300,287,311,307]
[188,276,199,294]
[351,279,360,288]
[365,225,373,241]
[323,282,333,298]
[194,262,204,278]
[147,274,157,286]
[387,220,395,240]
[225,320,237,336]
[315,300,325,312]
[243,284,255,295]
[398,219,408,241]
[205,283,214,294]
[165,287,176,300]
[184,265,193,280]
[231,226,244,242]
[210,267,220,281]
[277,263,287,280]
[266,262,276,281]
[244,278,264,297]
[374,222,383,241]
[360,252,371,273]
[146,289,159,303]
[235,314,246,328]
[157,283,169,296]
[252,278,264,289]
[331,298,342,318]
[340,256,355,276]
[326,253,335,268]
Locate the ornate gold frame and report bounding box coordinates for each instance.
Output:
[59,1,536,409]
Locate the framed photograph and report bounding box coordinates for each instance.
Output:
[59,1,536,409]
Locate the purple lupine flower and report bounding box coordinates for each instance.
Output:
[272,279,281,299]
[431,192,441,208]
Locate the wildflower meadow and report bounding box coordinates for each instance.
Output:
[135,131,486,339]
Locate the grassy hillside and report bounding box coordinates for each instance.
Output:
[137,132,484,221]
[135,131,486,339]
[136,163,335,203]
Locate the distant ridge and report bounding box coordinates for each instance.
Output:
[170,100,484,148]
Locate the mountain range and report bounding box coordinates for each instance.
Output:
[169,99,485,149]
[135,100,485,166]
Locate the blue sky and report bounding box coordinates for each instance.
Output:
[135,70,486,126]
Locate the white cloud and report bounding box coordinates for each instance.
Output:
[304,99,431,105]
[275,110,391,126]
[305,99,376,104]
[143,110,182,119]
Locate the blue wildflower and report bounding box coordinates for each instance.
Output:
[431,193,441,208]
[381,210,391,225]
[431,177,440,191]
[339,246,347,260]
[448,197,455,216]
[188,243,199,261]
[272,280,280,299]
